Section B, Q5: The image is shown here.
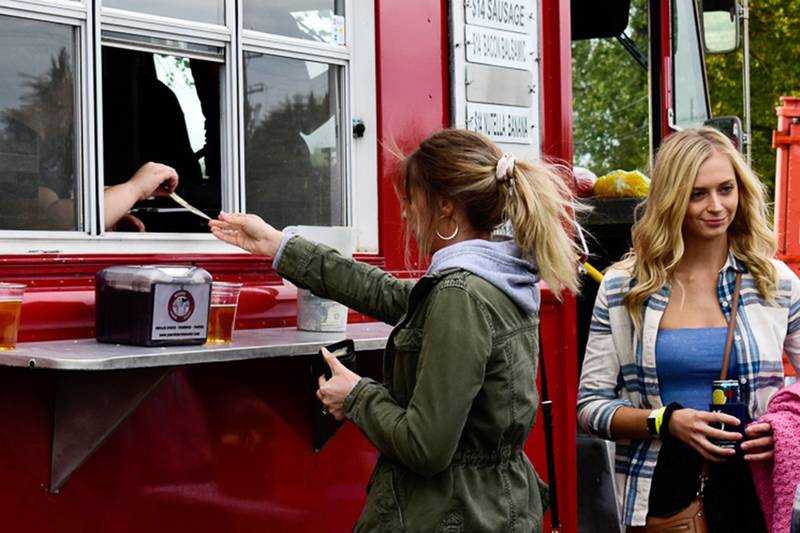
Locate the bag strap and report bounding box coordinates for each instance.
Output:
[720,272,742,381]
[698,272,743,487]
[539,331,560,532]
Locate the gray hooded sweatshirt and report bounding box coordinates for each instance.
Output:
[426,237,541,315]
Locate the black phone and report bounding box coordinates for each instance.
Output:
[312,338,356,381]
[310,338,356,451]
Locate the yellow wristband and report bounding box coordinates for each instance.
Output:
[654,406,667,436]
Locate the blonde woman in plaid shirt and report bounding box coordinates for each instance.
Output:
[578,128,800,531]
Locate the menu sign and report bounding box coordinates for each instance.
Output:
[453,0,539,153]
[467,102,534,144]
[465,0,532,34]
[466,25,532,70]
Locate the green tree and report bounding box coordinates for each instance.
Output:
[705,0,800,196]
[572,0,650,176]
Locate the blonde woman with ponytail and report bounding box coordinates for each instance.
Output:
[578,127,800,531]
[210,128,581,532]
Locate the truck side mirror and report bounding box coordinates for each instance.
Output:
[701,0,740,54]
[705,116,743,151]
[570,0,630,40]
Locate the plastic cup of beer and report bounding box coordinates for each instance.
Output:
[0,283,25,350]
[207,282,242,344]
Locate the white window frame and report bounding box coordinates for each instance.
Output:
[348,0,377,253]
[0,1,93,248]
[93,2,237,254]
[237,0,378,254]
[0,0,377,255]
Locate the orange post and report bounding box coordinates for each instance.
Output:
[773,96,800,381]
[773,97,800,261]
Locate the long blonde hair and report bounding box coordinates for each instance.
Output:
[395,129,582,297]
[619,127,776,329]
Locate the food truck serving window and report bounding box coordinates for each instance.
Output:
[0,0,376,254]
[101,39,224,234]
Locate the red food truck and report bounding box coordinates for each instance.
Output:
[0,0,783,532]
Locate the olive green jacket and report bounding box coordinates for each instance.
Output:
[276,236,547,532]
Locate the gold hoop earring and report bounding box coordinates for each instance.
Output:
[436,216,459,241]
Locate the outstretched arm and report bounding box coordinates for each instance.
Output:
[207,212,284,257]
[104,162,178,230]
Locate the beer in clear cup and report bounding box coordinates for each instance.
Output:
[0,283,25,350]
[207,282,242,343]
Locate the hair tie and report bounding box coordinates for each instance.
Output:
[496,153,516,197]
[496,153,516,181]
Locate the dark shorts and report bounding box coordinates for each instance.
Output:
[648,440,766,532]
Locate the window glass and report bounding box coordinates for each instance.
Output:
[572,0,649,175]
[103,0,224,25]
[243,52,342,229]
[0,15,79,231]
[673,0,709,127]
[244,0,343,43]
[102,46,222,232]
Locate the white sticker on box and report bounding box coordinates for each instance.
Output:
[151,284,210,341]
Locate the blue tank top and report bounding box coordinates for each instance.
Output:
[655,327,739,411]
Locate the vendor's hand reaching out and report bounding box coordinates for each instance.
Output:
[668,408,742,462]
[316,347,361,421]
[103,162,179,230]
[208,212,284,258]
[129,162,178,201]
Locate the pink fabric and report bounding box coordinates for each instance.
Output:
[750,382,800,533]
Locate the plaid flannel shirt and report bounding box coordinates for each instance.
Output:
[577,253,800,526]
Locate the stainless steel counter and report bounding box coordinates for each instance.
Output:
[1,322,394,371]
[1,321,393,493]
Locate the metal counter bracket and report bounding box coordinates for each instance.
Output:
[0,323,393,493]
[50,366,173,493]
